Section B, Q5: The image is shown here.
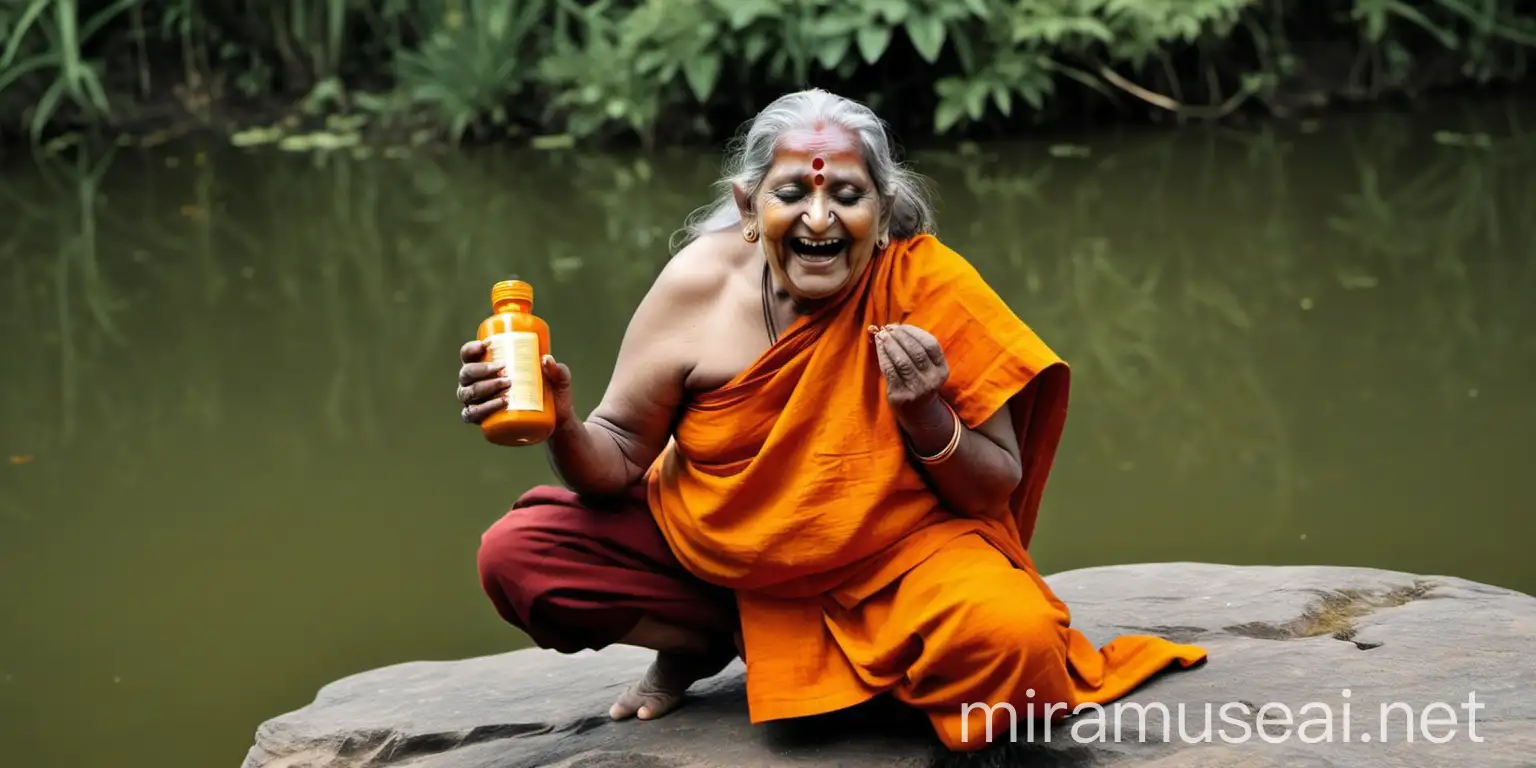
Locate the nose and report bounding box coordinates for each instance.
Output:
[801,196,834,232]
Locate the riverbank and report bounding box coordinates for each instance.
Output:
[11,74,1533,166]
[2,0,1533,152]
[241,564,1536,768]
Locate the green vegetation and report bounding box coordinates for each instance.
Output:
[1,0,1534,148]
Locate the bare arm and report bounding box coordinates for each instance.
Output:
[544,239,725,497]
[896,395,1022,518]
[873,323,1023,518]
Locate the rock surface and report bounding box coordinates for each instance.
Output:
[242,564,1536,768]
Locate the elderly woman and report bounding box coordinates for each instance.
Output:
[458,89,1205,751]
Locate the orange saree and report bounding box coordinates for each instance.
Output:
[645,234,1206,750]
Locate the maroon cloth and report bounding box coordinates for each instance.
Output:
[476,483,739,654]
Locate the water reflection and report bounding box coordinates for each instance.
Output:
[1,96,1533,768]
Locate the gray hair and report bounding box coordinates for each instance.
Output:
[672,89,936,252]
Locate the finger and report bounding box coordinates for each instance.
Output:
[887,326,932,370]
[459,361,505,386]
[873,332,898,381]
[542,355,570,388]
[541,355,579,423]
[459,376,511,405]
[461,340,486,363]
[462,398,505,424]
[893,324,946,367]
[878,331,917,383]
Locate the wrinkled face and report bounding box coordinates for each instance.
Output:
[737,125,887,303]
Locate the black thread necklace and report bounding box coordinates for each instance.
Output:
[761,259,778,345]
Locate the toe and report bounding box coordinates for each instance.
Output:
[609,685,645,720]
[636,692,682,721]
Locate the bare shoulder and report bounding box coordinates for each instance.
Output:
[581,230,746,469]
[630,228,752,337]
[648,229,746,304]
[607,228,746,370]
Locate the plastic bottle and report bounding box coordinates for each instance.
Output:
[476,278,556,446]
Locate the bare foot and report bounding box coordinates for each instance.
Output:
[609,649,733,721]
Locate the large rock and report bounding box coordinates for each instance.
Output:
[242,564,1536,767]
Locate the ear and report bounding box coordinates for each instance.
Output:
[732,182,753,219]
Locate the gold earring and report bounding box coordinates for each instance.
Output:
[743,224,758,243]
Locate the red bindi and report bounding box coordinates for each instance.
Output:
[811,156,825,170]
[813,173,825,186]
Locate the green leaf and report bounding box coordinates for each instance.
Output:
[683,52,720,102]
[78,68,110,113]
[30,76,67,143]
[1385,0,1459,49]
[934,97,965,133]
[815,10,862,36]
[0,53,60,96]
[992,85,1012,117]
[744,32,770,63]
[950,23,976,72]
[635,49,668,73]
[816,35,851,69]
[1,0,52,69]
[964,82,987,119]
[79,0,143,43]
[906,15,946,63]
[767,48,789,79]
[857,26,892,63]
[1020,82,1044,110]
[868,0,909,24]
[1354,3,1388,42]
[725,0,778,30]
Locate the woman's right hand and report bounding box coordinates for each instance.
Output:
[457,341,578,429]
[457,340,509,424]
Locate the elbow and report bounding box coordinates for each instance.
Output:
[1000,454,1023,493]
[983,452,1022,501]
[569,483,632,505]
[560,460,644,500]
[979,457,1023,515]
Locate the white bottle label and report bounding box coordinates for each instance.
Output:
[486,331,542,411]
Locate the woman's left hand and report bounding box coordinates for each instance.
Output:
[871,323,949,412]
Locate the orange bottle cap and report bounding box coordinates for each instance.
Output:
[492,279,533,308]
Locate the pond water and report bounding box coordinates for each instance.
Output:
[2,96,1534,768]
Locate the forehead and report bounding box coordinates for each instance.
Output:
[768,125,868,178]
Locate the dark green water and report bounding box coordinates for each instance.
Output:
[2,96,1534,768]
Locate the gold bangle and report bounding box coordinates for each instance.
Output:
[915,399,963,464]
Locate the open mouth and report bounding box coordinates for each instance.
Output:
[788,237,848,260]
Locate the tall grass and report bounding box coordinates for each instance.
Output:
[1,0,1534,147]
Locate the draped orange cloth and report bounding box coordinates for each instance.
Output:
[646,234,1206,750]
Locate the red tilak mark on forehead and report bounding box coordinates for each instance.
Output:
[813,173,825,186]
[811,156,825,171]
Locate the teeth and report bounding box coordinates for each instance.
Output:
[795,238,842,247]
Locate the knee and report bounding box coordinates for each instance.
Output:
[945,589,1069,669]
[473,493,648,654]
[476,506,545,589]
[476,499,582,638]
[476,484,574,584]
